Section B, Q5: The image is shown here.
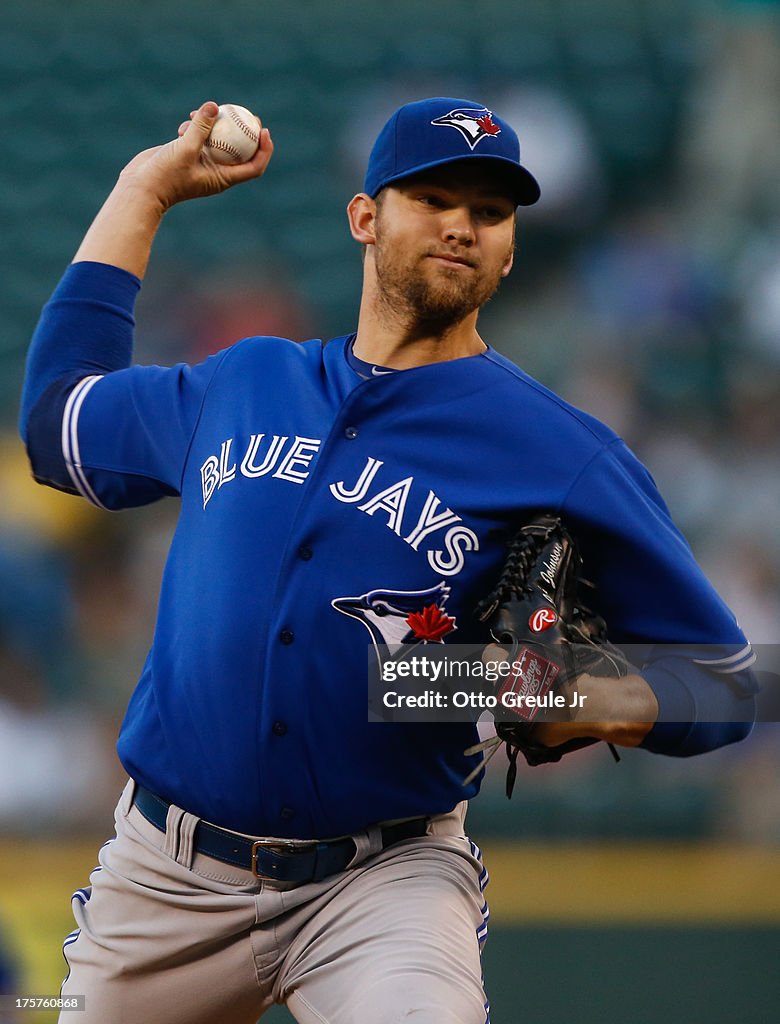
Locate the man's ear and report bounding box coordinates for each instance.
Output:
[347,193,377,246]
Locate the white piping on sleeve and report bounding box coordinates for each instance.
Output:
[693,644,756,674]
[61,375,108,510]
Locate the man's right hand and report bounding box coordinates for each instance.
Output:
[119,100,273,212]
[73,101,273,279]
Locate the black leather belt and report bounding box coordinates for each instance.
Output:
[132,786,429,883]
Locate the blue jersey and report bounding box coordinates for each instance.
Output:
[21,262,756,838]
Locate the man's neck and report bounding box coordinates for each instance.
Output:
[353,292,486,369]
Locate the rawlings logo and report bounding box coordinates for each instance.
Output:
[529,607,557,633]
[430,107,502,150]
[497,648,560,722]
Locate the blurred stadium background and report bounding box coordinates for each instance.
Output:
[1,0,779,1021]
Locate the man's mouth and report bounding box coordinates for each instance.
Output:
[428,253,475,268]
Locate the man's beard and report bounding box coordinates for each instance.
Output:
[373,238,508,331]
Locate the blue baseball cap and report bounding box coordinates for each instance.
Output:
[364,97,541,207]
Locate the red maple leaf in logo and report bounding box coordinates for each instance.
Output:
[476,114,500,136]
[406,603,456,642]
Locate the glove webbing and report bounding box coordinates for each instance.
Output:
[474,516,562,626]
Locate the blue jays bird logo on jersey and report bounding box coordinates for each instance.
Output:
[332,581,457,659]
[430,108,502,150]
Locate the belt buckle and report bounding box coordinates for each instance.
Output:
[250,838,308,879]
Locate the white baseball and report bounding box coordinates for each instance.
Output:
[205,104,261,165]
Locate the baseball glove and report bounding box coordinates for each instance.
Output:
[464,513,629,797]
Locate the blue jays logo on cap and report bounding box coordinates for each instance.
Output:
[430,107,502,151]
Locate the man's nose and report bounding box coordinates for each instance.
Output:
[442,209,475,244]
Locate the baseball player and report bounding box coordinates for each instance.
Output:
[20,98,756,1024]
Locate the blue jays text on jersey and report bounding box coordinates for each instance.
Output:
[20,261,757,839]
[200,432,479,576]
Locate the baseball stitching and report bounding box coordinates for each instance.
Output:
[206,138,243,162]
[225,106,259,144]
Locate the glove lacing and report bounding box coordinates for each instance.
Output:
[473,522,555,626]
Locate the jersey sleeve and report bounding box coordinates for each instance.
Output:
[562,438,757,755]
[20,260,140,435]
[21,260,227,509]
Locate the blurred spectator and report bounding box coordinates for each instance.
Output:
[0,695,113,832]
[733,227,780,358]
[0,540,77,705]
[575,204,727,422]
[679,0,780,232]
[704,541,780,645]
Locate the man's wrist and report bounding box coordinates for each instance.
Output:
[532,673,658,749]
[110,178,168,220]
[568,673,658,745]
[72,180,167,278]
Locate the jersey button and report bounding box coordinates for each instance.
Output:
[280,807,295,821]
[279,629,295,645]
[272,720,288,737]
[298,545,313,561]
[344,426,358,439]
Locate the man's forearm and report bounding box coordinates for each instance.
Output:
[73,183,165,280]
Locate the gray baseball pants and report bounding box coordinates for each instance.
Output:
[58,781,490,1023]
